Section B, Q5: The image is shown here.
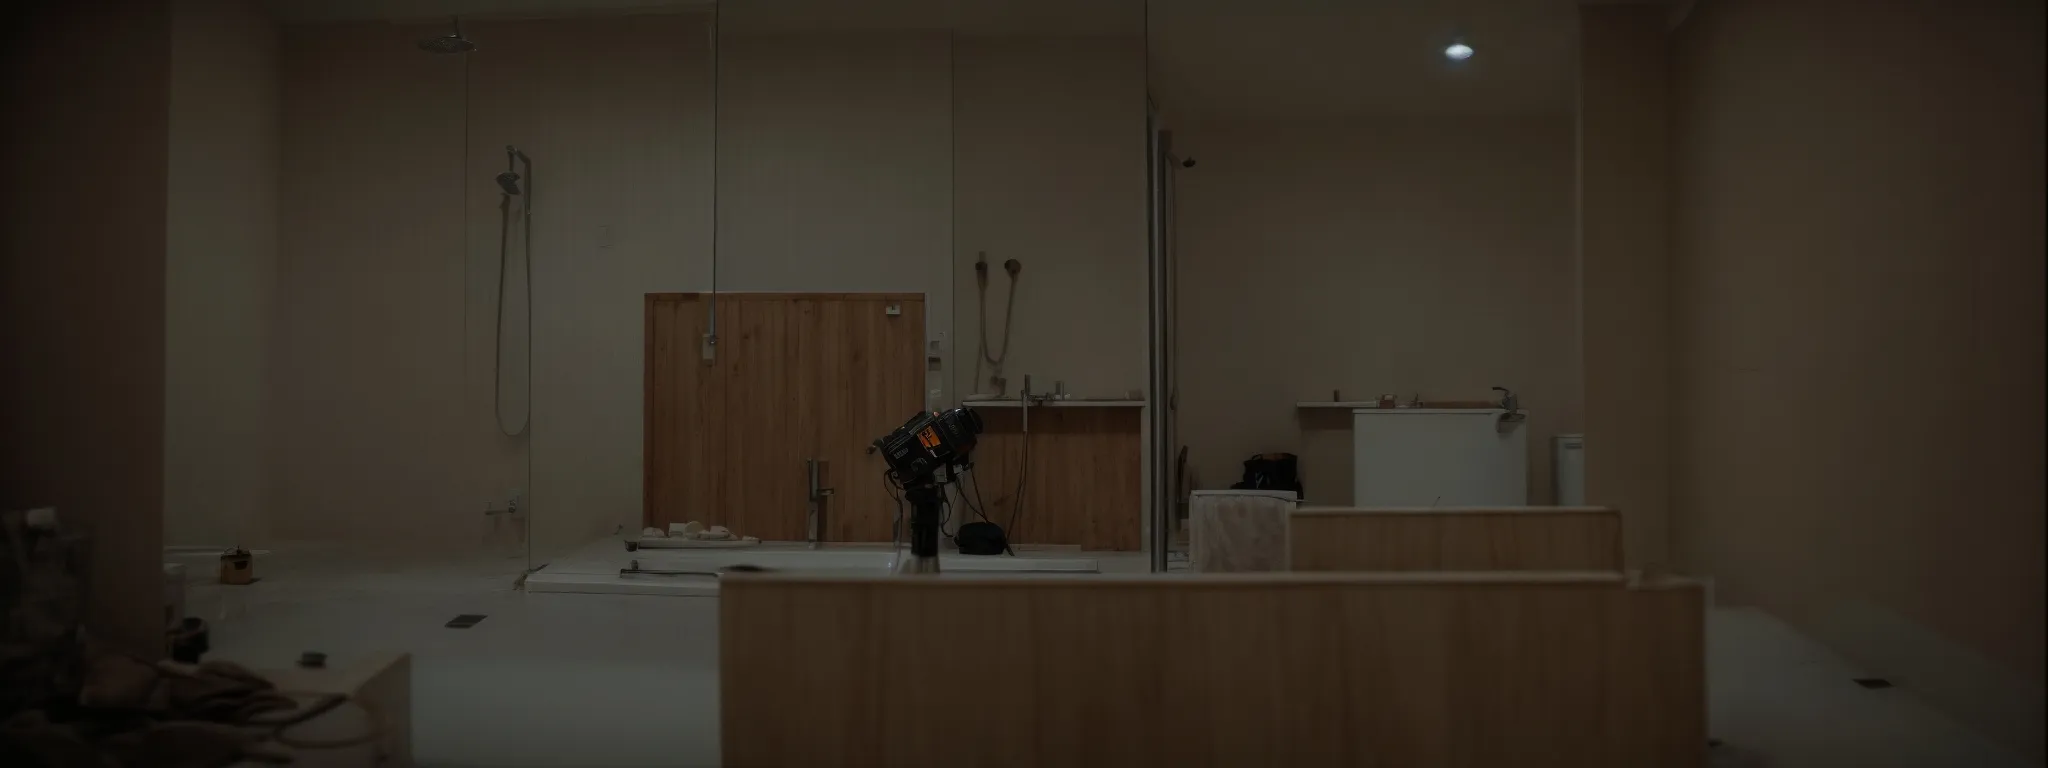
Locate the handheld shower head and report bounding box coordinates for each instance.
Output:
[418,18,474,54]
[495,145,524,195]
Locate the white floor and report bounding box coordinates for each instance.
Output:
[192,541,2035,768]
[525,536,1121,596]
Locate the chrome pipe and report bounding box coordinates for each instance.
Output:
[1145,110,1170,572]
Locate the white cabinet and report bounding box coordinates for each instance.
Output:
[1351,409,1527,506]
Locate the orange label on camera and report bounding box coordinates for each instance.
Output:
[916,427,942,449]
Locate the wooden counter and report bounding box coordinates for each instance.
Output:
[959,402,1141,551]
[722,572,1706,767]
[1288,506,1624,571]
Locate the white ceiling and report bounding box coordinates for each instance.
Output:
[1149,0,1584,119]
[268,0,709,24]
[267,0,1134,30]
[270,0,1614,117]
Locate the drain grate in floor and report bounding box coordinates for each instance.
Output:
[444,614,488,629]
[1852,677,1893,689]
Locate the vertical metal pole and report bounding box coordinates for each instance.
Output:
[1146,108,1169,573]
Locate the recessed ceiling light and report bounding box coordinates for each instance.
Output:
[1444,41,1475,61]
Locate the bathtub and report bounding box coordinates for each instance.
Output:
[523,546,1100,597]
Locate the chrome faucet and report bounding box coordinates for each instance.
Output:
[805,458,833,549]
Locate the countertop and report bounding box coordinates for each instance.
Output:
[964,398,1145,408]
[1294,404,1512,415]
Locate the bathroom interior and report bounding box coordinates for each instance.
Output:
[3,0,2042,766]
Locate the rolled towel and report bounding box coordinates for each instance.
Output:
[641,527,666,538]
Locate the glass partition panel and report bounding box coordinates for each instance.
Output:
[1149,1,1582,519]
[949,1,1151,557]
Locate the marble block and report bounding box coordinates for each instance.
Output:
[1188,489,1299,572]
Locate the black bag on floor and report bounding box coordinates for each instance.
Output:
[955,521,1009,556]
[1230,452,1303,498]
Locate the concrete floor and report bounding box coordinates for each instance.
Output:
[190,541,2034,768]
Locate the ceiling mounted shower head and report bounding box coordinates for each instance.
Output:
[419,18,474,54]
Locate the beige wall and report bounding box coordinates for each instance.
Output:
[952,34,1149,400]
[1578,4,1671,566]
[269,18,1147,557]
[485,16,716,556]
[166,0,278,549]
[2,0,172,657]
[1670,0,2045,757]
[272,20,481,549]
[714,28,955,404]
[1174,116,1580,503]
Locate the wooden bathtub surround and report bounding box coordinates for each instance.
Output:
[1288,506,1624,572]
[721,572,1705,768]
[644,293,924,542]
[960,405,1141,550]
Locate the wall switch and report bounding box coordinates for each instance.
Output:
[597,225,614,249]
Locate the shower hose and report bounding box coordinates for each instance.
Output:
[496,152,531,438]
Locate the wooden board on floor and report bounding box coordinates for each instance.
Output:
[961,406,1141,551]
[645,293,923,542]
[721,572,1706,767]
[1288,506,1624,571]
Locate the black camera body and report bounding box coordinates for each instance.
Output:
[873,407,983,483]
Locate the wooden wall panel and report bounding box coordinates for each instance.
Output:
[1288,507,1624,572]
[644,295,723,537]
[960,406,1141,550]
[721,573,1707,767]
[645,293,922,541]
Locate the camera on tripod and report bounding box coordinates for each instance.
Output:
[872,406,983,484]
[871,407,984,574]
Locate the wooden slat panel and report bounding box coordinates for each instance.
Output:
[821,295,923,542]
[962,406,1141,550]
[645,293,921,540]
[721,574,1707,767]
[1287,507,1624,571]
[643,295,723,532]
[719,297,805,540]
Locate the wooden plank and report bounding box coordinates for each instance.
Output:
[643,294,722,533]
[645,293,921,540]
[721,574,1706,767]
[718,296,806,540]
[1287,507,1624,571]
[821,295,922,542]
[963,406,1141,550]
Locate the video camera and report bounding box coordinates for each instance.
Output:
[871,406,984,574]
[871,406,983,484]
